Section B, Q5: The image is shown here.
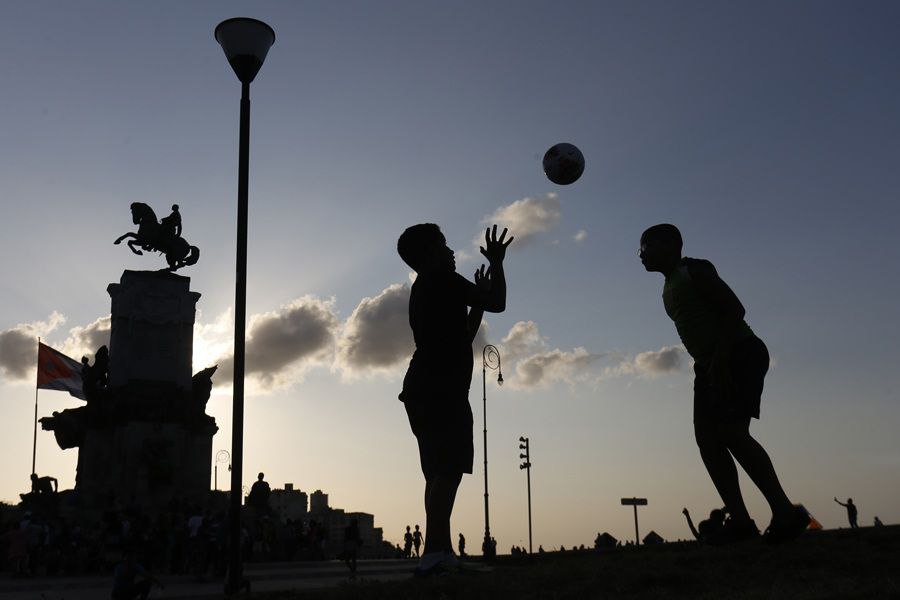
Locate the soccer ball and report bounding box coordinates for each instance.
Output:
[542,143,585,185]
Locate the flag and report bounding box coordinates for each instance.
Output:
[36,342,85,400]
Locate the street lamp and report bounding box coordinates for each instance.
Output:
[481,344,502,560]
[214,17,275,596]
[519,436,533,554]
[215,449,232,491]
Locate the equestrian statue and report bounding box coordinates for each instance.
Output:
[114,203,200,272]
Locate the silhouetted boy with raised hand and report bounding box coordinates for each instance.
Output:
[398,223,513,575]
[834,497,859,529]
[639,224,809,544]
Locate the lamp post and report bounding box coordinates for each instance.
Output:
[481,344,502,560]
[519,436,533,554]
[215,449,232,491]
[214,17,275,595]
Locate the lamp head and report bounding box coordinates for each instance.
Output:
[215,18,275,83]
[497,372,504,386]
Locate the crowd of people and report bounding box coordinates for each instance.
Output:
[0,499,339,578]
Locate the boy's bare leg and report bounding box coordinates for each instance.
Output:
[720,422,794,521]
[694,421,751,522]
[423,473,463,555]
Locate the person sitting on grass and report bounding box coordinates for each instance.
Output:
[682,507,726,543]
[397,223,513,576]
[639,224,809,544]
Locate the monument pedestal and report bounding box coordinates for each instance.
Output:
[48,270,218,510]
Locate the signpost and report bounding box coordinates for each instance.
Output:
[621,497,648,545]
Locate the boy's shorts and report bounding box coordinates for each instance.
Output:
[403,392,474,480]
[694,336,769,424]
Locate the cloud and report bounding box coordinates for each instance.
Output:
[495,320,608,389]
[336,283,412,376]
[573,230,588,243]
[500,320,543,360]
[514,347,608,388]
[216,296,339,390]
[61,316,111,360]
[604,345,688,378]
[0,312,66,381]
[478,193,561,247]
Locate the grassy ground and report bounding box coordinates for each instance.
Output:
[259,526,900,599]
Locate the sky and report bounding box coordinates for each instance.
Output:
[1,1,899,550]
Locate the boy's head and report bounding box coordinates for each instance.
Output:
[397,223,455,273]
[639,224,682,273]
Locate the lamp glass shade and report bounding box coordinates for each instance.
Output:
[215,18,275,83]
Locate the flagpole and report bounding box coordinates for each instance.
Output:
[32,337,39,478]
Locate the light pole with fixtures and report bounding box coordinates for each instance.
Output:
[481,344,502,559]
[214,17,275,595]
[215,449,231,491]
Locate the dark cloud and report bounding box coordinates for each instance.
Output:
[514,347,607,388]
[336,283,412,374]
[633,345,686,375]
[0,313,65,381]
[216,296,338,389]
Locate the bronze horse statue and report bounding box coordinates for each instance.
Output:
[114,203,200,271]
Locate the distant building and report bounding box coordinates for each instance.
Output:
[310,489,329,513]
[642,530,665,545]
[594,532,618,549]
[269,483,308,522]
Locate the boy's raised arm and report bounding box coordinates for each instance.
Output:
[466,225,512,313]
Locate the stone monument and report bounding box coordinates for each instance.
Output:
[41,204,217,510]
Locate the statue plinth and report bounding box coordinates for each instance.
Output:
[44,270,217,512]
[107,270,201,390]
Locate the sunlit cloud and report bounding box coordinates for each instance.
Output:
[574,229,588,243]
[60,315,111,361]
[477,192,561,247]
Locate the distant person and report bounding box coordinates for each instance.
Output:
[398,223,513,575]
[343,519,361,577]
[834,497,859,529]
[873,516,883,527]
[403,525,413,559]
[247,473,270,511]
[458,532,466,557]
[682,507,726,543]
[412,524,423,558]
[639,224,809,544]
[111,548,163,600]
[538,545,545,554]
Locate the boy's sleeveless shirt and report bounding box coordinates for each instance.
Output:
[402,270,474,399]
[662,258,753,367]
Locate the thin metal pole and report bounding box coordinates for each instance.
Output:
[227,80,251,595]
[482,364,490,549]
[633,503,639,546]
[32,337,40,478]
[526,449,532,554]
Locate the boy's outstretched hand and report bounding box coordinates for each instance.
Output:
[480,224,513,264]
[474,264,491,291]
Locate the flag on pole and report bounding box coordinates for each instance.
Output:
[36,342,85,400]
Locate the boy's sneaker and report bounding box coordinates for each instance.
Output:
[763,506,811,544]
[707,517,760,546]
[413,551,457,577]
